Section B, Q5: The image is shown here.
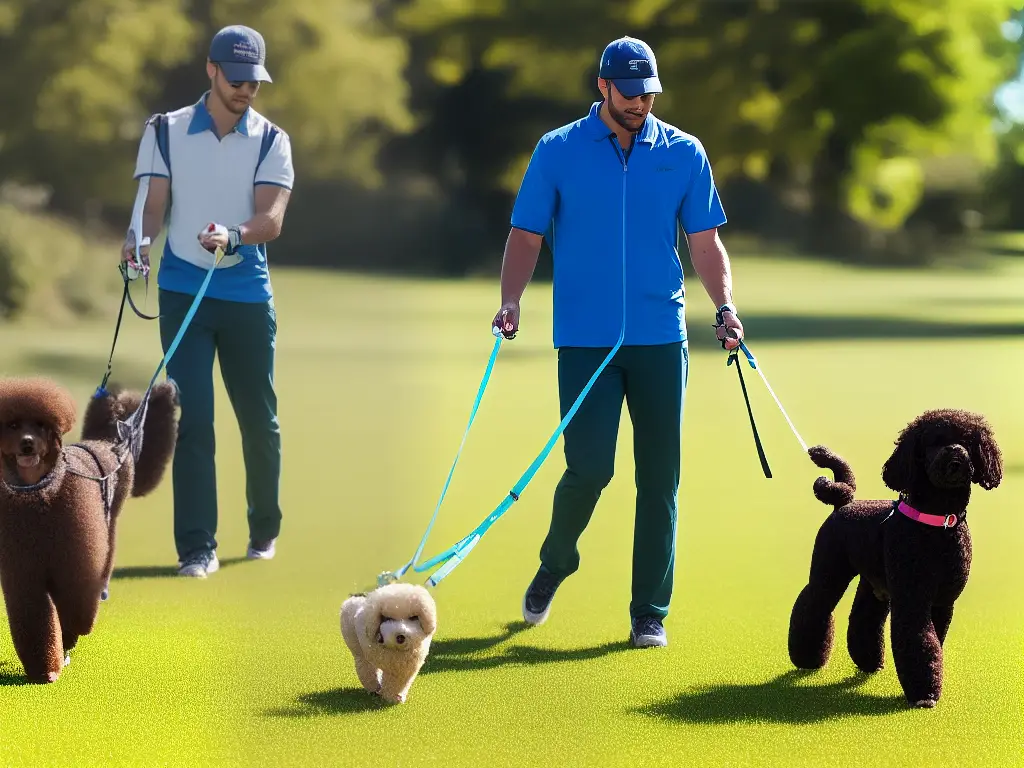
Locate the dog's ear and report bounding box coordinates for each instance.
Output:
[970,426,1003,491]
[356,597,384,646]
[410,588,437,636]
[882,425,919,494]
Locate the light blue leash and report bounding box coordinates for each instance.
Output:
[378,322,625,589]
[383,146,635,590]
[386,327,505,583]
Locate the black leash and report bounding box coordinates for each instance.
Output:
[96,263,159,398]
[727,348,772,479]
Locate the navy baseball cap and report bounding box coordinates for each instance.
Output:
[209,25,272,83]
[598,36,662,98]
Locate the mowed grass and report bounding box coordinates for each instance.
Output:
[0,253,1022,767]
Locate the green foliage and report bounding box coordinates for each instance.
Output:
[0,200,123,322]
[391,0,1021,239]
[0,0,414,214]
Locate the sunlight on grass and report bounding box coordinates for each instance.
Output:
[0,254,1021,767]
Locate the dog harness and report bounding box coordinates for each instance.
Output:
[63,443,129,528]
[894,500,958,529]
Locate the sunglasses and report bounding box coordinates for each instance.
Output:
[214,65,258,89]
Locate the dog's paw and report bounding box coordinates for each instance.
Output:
[912,698,937,709]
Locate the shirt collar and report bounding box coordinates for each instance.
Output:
[187,92,252,137]
[584,100,657,145]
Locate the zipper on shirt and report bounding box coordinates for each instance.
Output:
[605,133,630,345]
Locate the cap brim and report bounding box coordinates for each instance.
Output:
[613,76,661,98]
[218,61,272,83]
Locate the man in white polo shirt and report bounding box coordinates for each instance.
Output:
[122,24,294,578]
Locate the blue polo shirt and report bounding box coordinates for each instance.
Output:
[132,93,295,303]
[511,101,727,348]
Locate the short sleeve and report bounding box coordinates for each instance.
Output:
[133,121,169,180]
[510,138,557,236]
[254,129,295,190]
[678,138,727,235]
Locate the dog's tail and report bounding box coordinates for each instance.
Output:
[129,380,180,497]
[82,380,180,497]
[807,445,856,508]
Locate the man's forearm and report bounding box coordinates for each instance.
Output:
[238,213,283,245]
[501,228,543,304]
[141,208,164,246]
[688,228,734,309]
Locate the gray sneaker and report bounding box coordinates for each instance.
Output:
[178,549,219,578]
[247,538,276,560]
[630,615,668,648]
[522,565,563,626]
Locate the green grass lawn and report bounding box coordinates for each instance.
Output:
[0,254,1022,767]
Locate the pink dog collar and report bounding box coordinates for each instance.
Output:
[897,501,957,529]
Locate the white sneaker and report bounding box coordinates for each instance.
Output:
[178,549,219,578]
[246,538,276,560]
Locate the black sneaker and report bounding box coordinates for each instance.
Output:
[522,565,563,626]
[630,615,668,648]
[177,549,220,579]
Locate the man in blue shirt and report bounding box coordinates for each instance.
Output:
[122,25,294,578]
[494,36,744,647]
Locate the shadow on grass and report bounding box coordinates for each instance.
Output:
[266,687,393,717]
[633,669,906,725]
[110,556,249,581]
[267,622,632,718]
[421,621,631,674]
[0,660,30,687]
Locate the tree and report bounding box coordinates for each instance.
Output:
[385,0,1020,263]
[0,0,415,222]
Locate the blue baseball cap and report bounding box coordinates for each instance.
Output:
[209,25,272,83]
[598,36,662,98]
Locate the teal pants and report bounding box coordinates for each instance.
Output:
[158,289,282,561]
[540,342,688,620]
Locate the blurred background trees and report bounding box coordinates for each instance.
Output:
[1,0,1023,309]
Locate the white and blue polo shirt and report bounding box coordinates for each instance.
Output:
[511,101,728,349]
[132,93,294,303]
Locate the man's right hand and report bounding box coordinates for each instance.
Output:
[492,301,520,339]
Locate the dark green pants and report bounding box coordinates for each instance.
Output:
[540,342,689,620]
[158,289,282,561]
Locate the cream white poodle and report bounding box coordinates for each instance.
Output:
[340,583,437,704]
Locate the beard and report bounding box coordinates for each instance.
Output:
[607,96,646,133]
[213,83,250,116]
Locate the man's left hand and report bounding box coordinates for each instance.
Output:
[198,222,229,253]
[715,308,744,351]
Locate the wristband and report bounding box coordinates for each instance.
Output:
[226,226,242,256]
[716,303,738,325]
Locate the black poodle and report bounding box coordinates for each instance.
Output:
[788,409,1003,708]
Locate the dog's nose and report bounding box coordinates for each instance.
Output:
[19,437,34,454]
[396,634,406,645]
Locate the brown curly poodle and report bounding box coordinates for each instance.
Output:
[788,409,1003,709]
[0,376,179,683]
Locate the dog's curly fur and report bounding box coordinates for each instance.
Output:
[340,583,437,703]
[788,409,1003,708]
[0,377,179,683]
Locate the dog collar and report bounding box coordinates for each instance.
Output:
[897,501,958,529]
